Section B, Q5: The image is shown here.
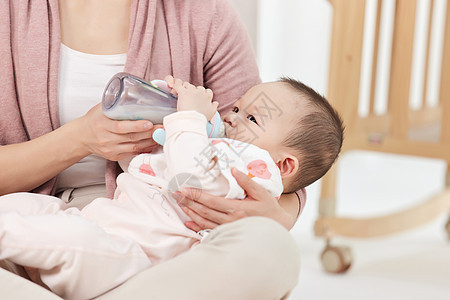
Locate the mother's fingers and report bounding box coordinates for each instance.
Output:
[179,197,230,224]
[113,124,162,146]
[112,119,153,134]
[231,168,272,201]
[179,188,237,213]
[119,131,152,144]
[180,205,220,230]
[184,221,203,232]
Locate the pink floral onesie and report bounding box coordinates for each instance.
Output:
[0,111,283,299]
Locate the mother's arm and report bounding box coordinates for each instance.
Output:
[0,104,155,196]
[174,168,300,230]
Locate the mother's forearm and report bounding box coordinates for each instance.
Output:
[278,192,300,230]
[0,123,88,195]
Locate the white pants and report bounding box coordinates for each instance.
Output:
[0,193,153,299]
[0,188,301,300]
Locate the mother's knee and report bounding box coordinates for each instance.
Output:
[206,217,301,298]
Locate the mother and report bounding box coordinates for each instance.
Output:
[0,0,303,299]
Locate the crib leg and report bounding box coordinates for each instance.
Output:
[446,167,450,240]
[317,165,353,273]
[318,165,338,218]
[446,165,450,187]
[445,216,450,240]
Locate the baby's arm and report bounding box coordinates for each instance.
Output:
[161,77,283,199]
[161,77,228,195]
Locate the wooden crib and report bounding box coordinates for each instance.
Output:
[314,0,450,273]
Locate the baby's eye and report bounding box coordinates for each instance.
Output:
[232,106,239,113]
[247,115,258,124]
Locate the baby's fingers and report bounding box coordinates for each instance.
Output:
[212,101,219,111]
[182,81,195,89]
[164,75,174,88]
[173,77,184,89]
[167,77,186,94]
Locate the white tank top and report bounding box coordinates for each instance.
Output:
[56,44,127,193]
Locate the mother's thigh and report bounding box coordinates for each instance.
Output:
[97,217,301,300]
[0,267,61,300]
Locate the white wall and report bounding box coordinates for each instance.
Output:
[229,0,259,55]
[231,0,447,108]
[230,0,332,94]
[257,0,332,95]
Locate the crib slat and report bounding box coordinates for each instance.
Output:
[319,0,366,218]
[422,0,434,108]
[327,0,366,131]
[369,0,383,115]
[388,0,416,139]
[440,0,450,144]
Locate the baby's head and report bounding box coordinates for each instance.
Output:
[223,77,344,192]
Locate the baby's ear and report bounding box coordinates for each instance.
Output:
[276,153,299,179]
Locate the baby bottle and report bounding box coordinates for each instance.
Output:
[102,72,225,145]
[102,72,178,124]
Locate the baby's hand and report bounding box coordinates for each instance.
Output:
[165,75,219,121]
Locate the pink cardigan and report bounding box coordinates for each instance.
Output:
[1,0,260,195]
[0,0,306,214]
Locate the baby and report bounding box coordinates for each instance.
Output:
[0,76,343,299]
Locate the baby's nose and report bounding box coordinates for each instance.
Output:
[224,113,237,127]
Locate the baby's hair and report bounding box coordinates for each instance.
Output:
[279,77,344,192]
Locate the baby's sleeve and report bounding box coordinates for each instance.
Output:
[162,111,231,196]
[158,111,283,199]
[213,139,284,199]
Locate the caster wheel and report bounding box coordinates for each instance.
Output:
[321,245,353,273]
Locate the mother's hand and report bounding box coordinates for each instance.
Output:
[73,104,160,161]
[174,168,297,231]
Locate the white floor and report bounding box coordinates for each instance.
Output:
[288,151,450,300]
